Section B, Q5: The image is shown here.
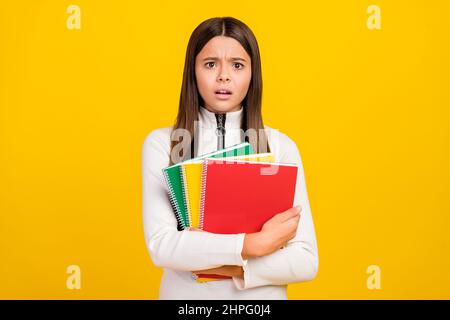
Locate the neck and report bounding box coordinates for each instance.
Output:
[203,104,242,114]
[198,105,244,129]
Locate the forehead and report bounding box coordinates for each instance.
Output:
[197,36,250,60]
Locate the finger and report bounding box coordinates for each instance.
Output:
[268,212,284,223]
[281,218,300,236]
[288,213,301,224]
[199,268,222,275]
[288,216,300,230]
[290,230,297,239]
[281,214,300,230]
[292,205,302,215]
[272,212,291,224]
[280,206,302,221]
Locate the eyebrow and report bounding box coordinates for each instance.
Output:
[202,57,247,62]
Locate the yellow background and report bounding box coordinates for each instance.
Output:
[1,1,449,299]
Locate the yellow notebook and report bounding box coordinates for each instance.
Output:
[181,153,275,283]
[181,162,203,229]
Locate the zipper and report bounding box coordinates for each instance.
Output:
[215,113,226,150]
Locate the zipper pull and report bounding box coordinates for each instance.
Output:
[215,113,226,150]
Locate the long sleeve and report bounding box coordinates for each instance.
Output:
[232,135,319,290]
[142,129,247,272]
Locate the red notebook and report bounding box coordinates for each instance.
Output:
[196,158,298,280]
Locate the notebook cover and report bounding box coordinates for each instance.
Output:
[196,158,298,280]
[181,163,203,229]
[200,159,298,233]
[162,142,253,230]
[186,153,275,282]
[182,153,275,229]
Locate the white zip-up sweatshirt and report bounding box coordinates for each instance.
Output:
[142,106,318,299]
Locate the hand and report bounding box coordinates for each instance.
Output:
[192,266,244,279]
[187,227,205,232]
[242,206,301,259]
[188,227,244,279]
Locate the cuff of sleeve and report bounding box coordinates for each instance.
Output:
[232,260,250,290]
[234,233,248,266]
[233,233,250,290]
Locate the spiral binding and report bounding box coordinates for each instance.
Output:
[163,168,186,230]
[180,166,192,228]
[199,159,210,230]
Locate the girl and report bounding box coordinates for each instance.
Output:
[142,17,318,299]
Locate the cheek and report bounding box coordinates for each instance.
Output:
[236,71,252,96]
[195,70,207,94]
[196,68,214,92]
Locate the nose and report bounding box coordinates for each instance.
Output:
[217,67,231,83]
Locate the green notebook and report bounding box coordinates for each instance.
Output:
[162,142,253,230]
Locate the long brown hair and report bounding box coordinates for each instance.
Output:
[169,17,270,165]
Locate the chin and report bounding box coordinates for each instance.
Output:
[206,101,240,113]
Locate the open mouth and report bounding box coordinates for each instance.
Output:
[215,90,232,95]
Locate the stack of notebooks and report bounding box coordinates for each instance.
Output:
[162,142,298,282]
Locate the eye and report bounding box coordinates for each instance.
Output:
[233,62,244,69]
[205,62,215,68]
